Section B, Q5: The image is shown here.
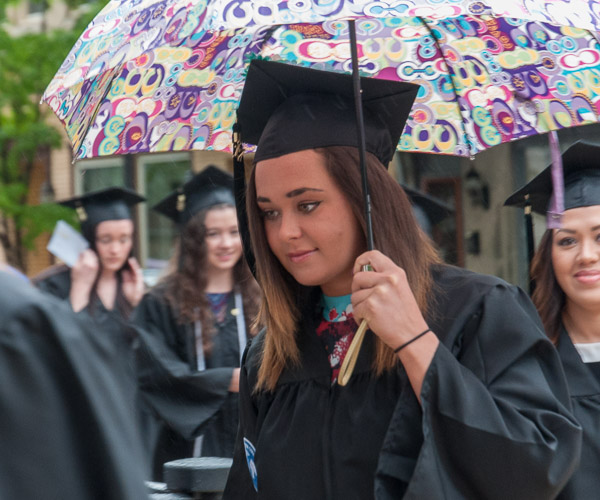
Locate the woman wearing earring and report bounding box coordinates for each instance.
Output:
[133,166,260,480]
[222,60,581,499]
[505,141,600,498]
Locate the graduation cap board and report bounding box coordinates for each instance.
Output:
[58,186,145,244]
[153,166,235,226]
[505,140,600,214]
[504,140,600,275]
[234,58,420,386]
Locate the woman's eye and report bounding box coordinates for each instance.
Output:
[299,201,320,213]
[261,209,279,221]
[557,237,576,247]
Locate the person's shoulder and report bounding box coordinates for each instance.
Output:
[31,264,71,292]
[432,263,519,296]
[245,329,265,364]
[0,273,75,332]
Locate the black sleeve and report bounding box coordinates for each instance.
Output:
[133,291,234,440]
[32,266,72,301]
[377,283,582,499]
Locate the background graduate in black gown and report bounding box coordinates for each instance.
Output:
[133,167,260,480]
[33,186,146,319]
[32,187,150,474]
[0,269,148,500]
[505,141,600,498]
[223,60,582,499]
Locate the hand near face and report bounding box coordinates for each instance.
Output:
[121,257,145,307]
[70,249,99,312]
[351,250,430,350]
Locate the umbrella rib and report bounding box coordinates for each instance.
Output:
[417,16,474,157]
[72,65,123,160]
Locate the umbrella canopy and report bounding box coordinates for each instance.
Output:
[43,0,600,160]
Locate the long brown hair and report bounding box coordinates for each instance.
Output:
[160,204,261,352]
[530,230,565,342]
[247,146,441,391]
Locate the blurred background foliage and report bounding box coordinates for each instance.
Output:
[0,0,106,268]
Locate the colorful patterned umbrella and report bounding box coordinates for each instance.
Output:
[42,0,600,159]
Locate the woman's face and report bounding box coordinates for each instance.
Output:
[255,149,364,296]
[95,219,134,272]
[552,205,600,310]
[204,206,243,273]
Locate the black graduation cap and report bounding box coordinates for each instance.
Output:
[504,141,600,216]
[153,166,235,226]
[402,185,453,236]
[236,59,420,165]
[59,186,145,226]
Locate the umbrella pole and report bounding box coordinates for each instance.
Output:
[348,19,375,251]
[338,20,372,387]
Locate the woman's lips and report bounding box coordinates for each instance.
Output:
[574,270,600,284]
[288,250,316,263]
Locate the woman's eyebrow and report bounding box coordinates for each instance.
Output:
[286,187,324,198]
[257,187,324,203]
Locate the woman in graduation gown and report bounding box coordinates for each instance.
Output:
[32,187,149,470]
[505,141,600,498]
[33,186,146,322]
[222,60,582,499]
[132,167,260,479]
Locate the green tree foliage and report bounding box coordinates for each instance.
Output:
[0,0,105,268]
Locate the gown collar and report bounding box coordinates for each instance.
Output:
[556,326,600,396]
[276,292,375,386]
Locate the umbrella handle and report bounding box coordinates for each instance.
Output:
[338,264,372,386]
[338,319,369,386]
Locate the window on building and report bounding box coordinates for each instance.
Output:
[136,153,191,274]
[75,157,126,193]
[28,0,46,15]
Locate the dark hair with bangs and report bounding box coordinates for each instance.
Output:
[246,146,441,391]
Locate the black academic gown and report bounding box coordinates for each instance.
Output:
[33,266,140,416]
[555,328,600,499]
[0,272,148,500]
[224,265,582,500]
[132,285,241,479]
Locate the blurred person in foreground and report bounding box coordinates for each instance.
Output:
[0,264,148,499]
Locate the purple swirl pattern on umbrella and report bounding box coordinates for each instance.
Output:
[206,0,600,32]
[42,0,600,159]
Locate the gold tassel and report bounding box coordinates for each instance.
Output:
[76,205,87,222]
[177,193,186,212]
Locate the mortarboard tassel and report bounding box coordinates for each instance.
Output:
[546,130,564,229]
[233,122,256,276]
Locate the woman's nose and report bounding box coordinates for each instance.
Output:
[279,212,302,240]
[578,237,600,264]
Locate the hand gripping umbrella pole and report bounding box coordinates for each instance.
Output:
[337,20,373,387]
